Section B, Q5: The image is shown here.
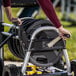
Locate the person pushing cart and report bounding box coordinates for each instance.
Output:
[3,0,71,39]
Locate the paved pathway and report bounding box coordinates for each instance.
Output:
[4,61,23,66]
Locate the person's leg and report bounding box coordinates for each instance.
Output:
[18,6,39,18]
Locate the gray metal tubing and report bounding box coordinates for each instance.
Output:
[61,0,65,15]
[63,49,72,75]
[32,10,39,18]
[1,32,19,39]
[0,48,3,60]
[20,17,34,20]
[1,32,12,36]
[47,66,66,72]
[0,0,4,61]
[31,26,59,40]
[21,40,33,75]
[21,26,59,75]
[2,23,19,29]
[53,0,60,7]
[66,0,71,20]
[0,0,4,22]
[21,52,31,75]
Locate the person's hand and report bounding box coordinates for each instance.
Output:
[58,26,71,40]
[11,18,22,25]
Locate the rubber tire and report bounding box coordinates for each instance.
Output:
[71,60,76,76]
[0,59,4,76]
[2,64,22,76]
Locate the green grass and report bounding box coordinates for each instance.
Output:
[66,27,76,60]
[4,8,76,61]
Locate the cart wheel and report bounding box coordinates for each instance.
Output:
[2,64,22,76]
[0,59,4,76]
[71,60,76,76]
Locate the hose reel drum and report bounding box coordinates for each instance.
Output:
[8,19,65,67]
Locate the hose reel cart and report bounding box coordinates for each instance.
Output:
[0,0,76,76]
[1,18,72,76]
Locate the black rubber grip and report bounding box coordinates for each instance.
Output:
[63,34,70,38]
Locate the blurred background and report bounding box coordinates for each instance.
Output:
[4,0,76,61]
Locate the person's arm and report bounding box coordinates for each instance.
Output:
[3,0,12,21]
[3,0,11,7]
[4,6,13,21]
[37,0,61,28]
[3,0,22,25]
[37,0,71,39]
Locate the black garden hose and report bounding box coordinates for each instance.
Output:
[8,19,65,67]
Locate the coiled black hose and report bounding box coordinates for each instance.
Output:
[8,19,65,67]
